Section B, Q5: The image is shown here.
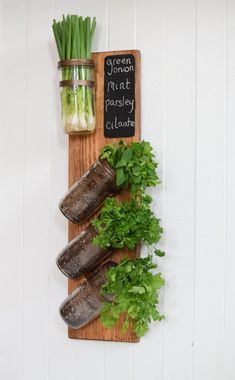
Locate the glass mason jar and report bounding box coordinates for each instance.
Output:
[59,158,117,223]
[59,261,116,329]
[56,224,113,279]
[58,59,96,134]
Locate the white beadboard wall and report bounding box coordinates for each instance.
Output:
[0,0,235,379]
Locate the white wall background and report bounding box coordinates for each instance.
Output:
[0,0,235,379]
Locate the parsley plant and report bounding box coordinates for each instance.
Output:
[92,195,164,255]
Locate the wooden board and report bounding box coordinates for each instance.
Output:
[68,50,141,342]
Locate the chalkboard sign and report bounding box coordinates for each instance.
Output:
[104,54,135,138]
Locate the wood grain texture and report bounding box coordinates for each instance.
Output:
[67,50,141,342]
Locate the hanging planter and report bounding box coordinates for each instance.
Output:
[56,224,113,279]
[57,195,164,279]
[52,15,96,134]
[59,261,116,329]
[58,193,166,336]
[59,140,160,223]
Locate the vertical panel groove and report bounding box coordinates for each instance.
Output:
[223,2,235,378]
[193,1,227,379]
[21,1,29,378]
[48,4,56,380]
[221,1,228,379]
[106,0,110,51]
[192,0,198,379]
[161,0,167,379]
[134,0,137,49]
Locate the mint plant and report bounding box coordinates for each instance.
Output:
[100,140,160,195]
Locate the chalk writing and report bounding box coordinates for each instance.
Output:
[104,54,135,138]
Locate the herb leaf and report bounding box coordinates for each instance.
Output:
[116,168,126,186]
[100,255,165,337]
[92,195,163,251]
[100,141,160,195]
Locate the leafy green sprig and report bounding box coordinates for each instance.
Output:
[101,255,165,337]
[92,195,164,256]
[100,140,160,195]
[98,140,165,337]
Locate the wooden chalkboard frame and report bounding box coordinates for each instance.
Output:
[67,50,140,342]
[104,53,136,138]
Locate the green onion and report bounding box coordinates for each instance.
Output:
[52,15,96,133]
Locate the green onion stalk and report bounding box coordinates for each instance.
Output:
[52,15,96,134]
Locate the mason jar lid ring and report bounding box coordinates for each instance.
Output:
[59,79,94,88]
[58,59,95,69]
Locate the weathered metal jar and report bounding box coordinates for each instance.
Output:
[59,261,116,329]
[58,59,96,134]
[56,224,113,279]
[59,158,117,223]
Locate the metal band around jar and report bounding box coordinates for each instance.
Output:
[58,58,95,69]
[59,79,94,88]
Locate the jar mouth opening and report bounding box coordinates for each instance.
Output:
[58,59,95,69]
[98,158,116,179]
[87,260,116,302]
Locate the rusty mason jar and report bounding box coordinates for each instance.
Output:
[56,224,113,279]
[59,159,117,223]
[59,261,116,329]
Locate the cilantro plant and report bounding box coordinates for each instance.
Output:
[92,195,164,256]
[100,140,160,195]
[100,255,165,337]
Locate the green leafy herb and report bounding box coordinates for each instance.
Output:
[92,195,163,252]
[100,140,160,195]
[100,255,165,337]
